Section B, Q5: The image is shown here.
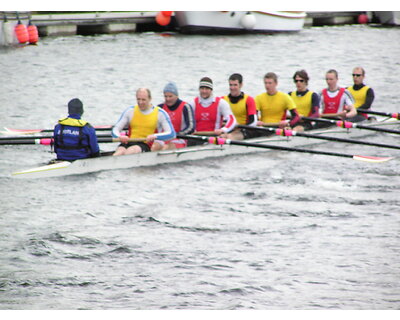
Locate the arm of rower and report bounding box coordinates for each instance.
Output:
[152,109,176,141]
[309,92,320,118]
[180,103,196,135]
[218,99,237,134]
[245,96,258,126]
[112,107,132,139]
[358,88,375,110]
[86,125,100,157]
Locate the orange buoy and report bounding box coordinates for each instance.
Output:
[161,11,173,18]
[156,12,171,26]
[27,21,39,44]
[15,21,29,44]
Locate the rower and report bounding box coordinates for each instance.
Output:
[152,82,195,151]
[346,67,375,122]
[112,88,176,155]
[223,73,259,140]
[288,69,320,131]
[53,98,100,161]
[255,72,301,134]
[319,69,357,128]
[188,77,237,145]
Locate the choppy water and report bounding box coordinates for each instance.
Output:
[0,24,399,310]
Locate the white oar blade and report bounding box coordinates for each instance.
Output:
[353,155,394,163]
[3,127,42,135]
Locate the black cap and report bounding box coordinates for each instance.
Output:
[68,98,84,115]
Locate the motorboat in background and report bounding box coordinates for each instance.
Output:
[174,11,306,34]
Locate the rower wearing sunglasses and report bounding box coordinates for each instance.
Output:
[346,67,375,122]
[288,69,320,131]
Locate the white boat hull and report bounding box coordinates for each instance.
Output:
[11,118,399,179]
[174,11,306,34]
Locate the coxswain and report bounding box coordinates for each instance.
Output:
[346,67,375,122]
[152,82,195,151]
[255,72,301,133]
[223,73,258,140]
[288,70,320,131]
[53,98,100,161]
[188,77,237,144]
[112,88,175,155]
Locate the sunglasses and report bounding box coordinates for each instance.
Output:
[352,74,363,77]
[294,79,305,83]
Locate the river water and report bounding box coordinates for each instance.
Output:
[0,24,399,310]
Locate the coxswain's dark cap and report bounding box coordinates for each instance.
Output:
[68,98,84,115]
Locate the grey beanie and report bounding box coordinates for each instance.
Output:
[68,98,84,115]
[163,82,179,96]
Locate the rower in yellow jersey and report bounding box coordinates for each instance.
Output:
[288,70,320,131]
[346,67,375,122]
[112,88,175,155]
[255,72,301,134]
[223,73,258,140]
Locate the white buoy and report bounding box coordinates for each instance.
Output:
[2,19,15,45]
[240,12,256,29]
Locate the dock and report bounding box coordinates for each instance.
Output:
[0,11,382,40]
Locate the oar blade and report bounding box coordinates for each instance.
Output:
[353,155,394,163]
[3,127,43,135]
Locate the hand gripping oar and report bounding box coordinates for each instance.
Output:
[177,134,393,163]
[357,110,400,119]
[237,125,400,150]
[301,117,400,135]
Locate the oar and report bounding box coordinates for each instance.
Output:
[301,116,400,135]
[177,134,393,163]
[0,134,114,141]
[2,125,115,135]
[357,109,400,119]
[193,131,217,136]
[238,125,400,150]
[0,137,145,146]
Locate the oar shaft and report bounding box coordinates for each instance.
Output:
[238,125,400,150]
[3,125,116,135]
[178,134,392,162]
[0,137,144,145]
[0,138,53,145]
[179,134,348,159]
[0,134,113,141]
[358,110,400,119]
[301,116,400,135]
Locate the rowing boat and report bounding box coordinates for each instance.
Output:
[11,117,399,179]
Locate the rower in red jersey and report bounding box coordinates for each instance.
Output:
[319,69,357,127]
[152,82,195,151]
[188,77,237,145]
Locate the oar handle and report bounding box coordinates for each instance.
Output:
[193,131,217,136]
